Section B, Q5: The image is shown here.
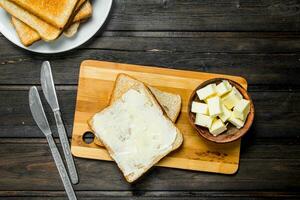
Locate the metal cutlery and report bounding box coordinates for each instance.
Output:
[41,61,79,184]
[29,86,77,200]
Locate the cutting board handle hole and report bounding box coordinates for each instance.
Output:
[82,131,95,144]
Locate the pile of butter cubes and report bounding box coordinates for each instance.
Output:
[191,80,250,136]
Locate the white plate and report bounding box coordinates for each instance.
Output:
[0,0,113,54]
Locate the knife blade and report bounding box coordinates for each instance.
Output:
[41,61,79,184]
[29,86,77,200]
[29,86,51,136]
[41,61,59,111]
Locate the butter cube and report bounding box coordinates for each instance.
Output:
[207,96,222,117]
[219,103,232,122]
[195,113,214,128]
[196,83,217,100]
[216,80,232,96]
[233,99,250,121]
[222,89,242,109]
[232,86,243,100]
[191,101,208,115]
[209,119,227,136]
[224,80,233,90]
[228,113,245,129]
[203,94,217,103]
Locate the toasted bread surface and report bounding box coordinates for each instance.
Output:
[63,22,80,37]
[8,1,92,45]
[73,0,92,22]
[75,0,86,11]
[110,73,182,122]
[8,0,79,28]
[148,86,181,122]
[11,17,40,46]
[89,84,183,183]
[1,0,61,41]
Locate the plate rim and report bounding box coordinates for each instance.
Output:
[0,0,113,54]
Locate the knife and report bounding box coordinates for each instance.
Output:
[29,86,77,200]
[41,61,79,185]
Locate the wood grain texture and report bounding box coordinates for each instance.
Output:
[2,32,300,53]
[105,0,300,31]
[0,138,299,191]
[0,0,300,32]
[0,32,299,86]
[71,60,248,174]
[1,89,300,138]
[1,191,300,200]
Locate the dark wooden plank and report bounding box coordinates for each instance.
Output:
[0,32,300,86]
[0,51,297,86]
[105,0,300,31]
[88,32,300,53]
[1,0,300,32]
[0,191,299,200]
[0,89,299,138]
[0,89,76,138]
[0,138,299,191]
[2,31,300,43]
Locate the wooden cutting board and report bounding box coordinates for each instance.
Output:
[71,60,248,174]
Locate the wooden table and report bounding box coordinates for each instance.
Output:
[0,1,299,199]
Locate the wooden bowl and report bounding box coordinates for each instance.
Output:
[188,78,254,143]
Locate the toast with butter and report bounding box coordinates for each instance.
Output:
[8,0,79,29]
[110,74,182,122]
[89,84,183,182]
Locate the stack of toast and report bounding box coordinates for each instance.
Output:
[0,0,93,46]
[89,74,183,183]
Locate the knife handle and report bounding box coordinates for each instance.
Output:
[54,110,79,184]
[46,135,77,200]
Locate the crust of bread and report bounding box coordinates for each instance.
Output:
[73,0,92,22]
[88,83,183,183]
[148,86,181,122]
[75,0,86,11]
[8,0,79,29]
[63,0,92,37]
[110,73,182,122]
[63,22,80,38]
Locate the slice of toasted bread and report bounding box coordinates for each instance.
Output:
[89,84,183,183]
[73,0,92,22]
[75,0,86,11]
[0,0,61,41]
[9,1,92,45]
[110,74,182,122]
[8,0,79,29]
[63,22,80,38]
[63,0,92,37]
[11,17,40,46]
[148,86,181,122]
[11,18,81,45]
